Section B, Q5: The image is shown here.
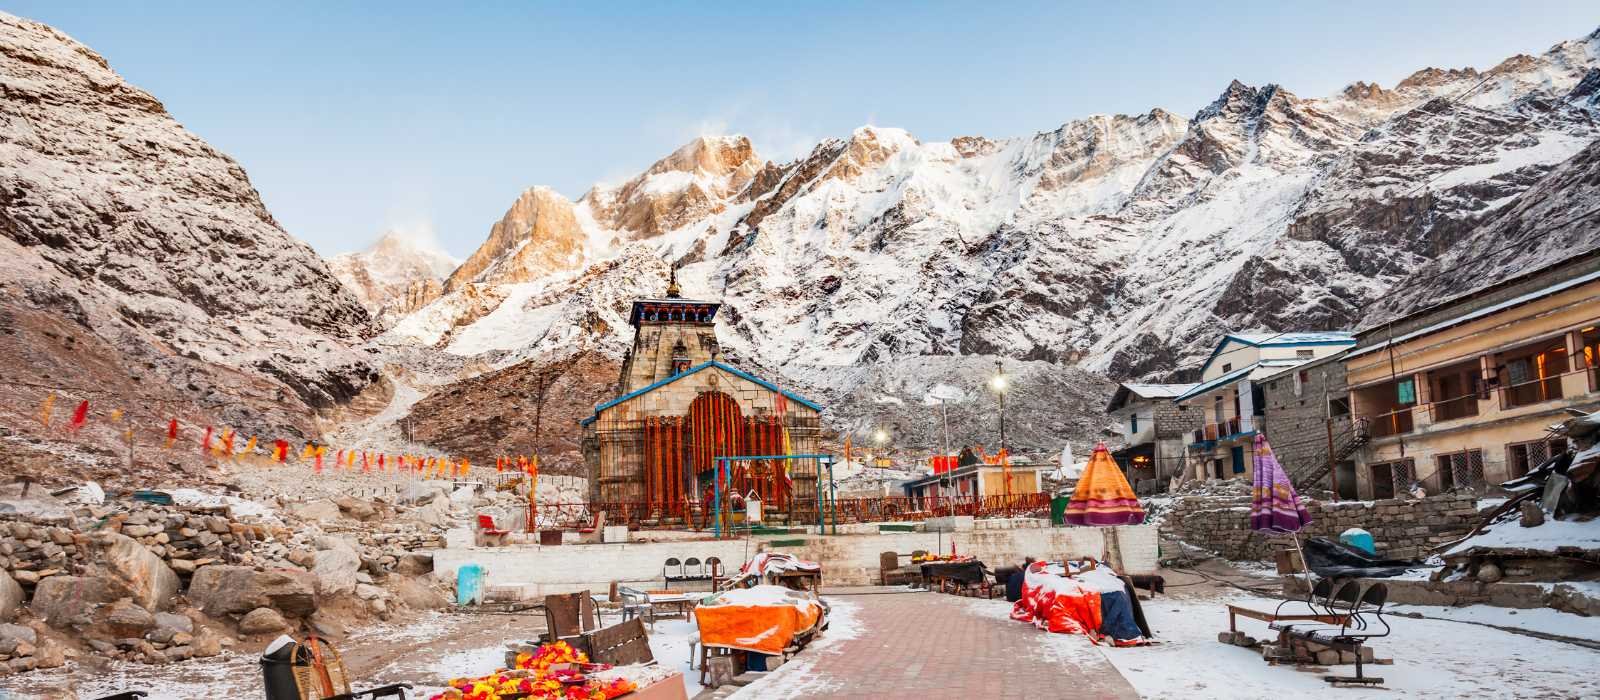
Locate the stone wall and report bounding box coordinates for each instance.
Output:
[1161,488,1479,561]
[1259,356,1351,487]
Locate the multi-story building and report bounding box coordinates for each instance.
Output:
[1256,351,1363,498]
[1344,252,1600,499]
[1174,332,1356,480]
[1105,383,1199,490]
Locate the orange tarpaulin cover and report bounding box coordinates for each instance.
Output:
[695,586,823,655]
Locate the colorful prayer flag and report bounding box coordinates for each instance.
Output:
[67,400,89,433]
[39,394,55,428]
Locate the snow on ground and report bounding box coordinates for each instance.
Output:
[1446,516,1600,554]
[728,596,862,700]
[647,617,707,698]
[1388,603,1600,643]
[1101,593,1600,699]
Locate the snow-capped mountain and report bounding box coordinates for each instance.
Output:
[0,12,380,480]
[390,26,1600,401]
[328,231,459,327]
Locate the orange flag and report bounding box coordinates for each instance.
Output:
[201,426,213,453]
[242,436,257,457]
[273,439,289,463]
[314,445,327,472]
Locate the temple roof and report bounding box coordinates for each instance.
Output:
[579,360,821,426]
[627,298,721,327]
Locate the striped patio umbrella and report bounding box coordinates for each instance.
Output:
[1063,442,1146,526]
[1249,433,1312,532]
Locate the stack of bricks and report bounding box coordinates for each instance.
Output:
[1162,491,1481,561]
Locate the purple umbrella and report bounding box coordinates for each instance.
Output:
[1250,433,1312,532]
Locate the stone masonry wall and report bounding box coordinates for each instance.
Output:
[1162,489,1479,561]
[1259,358,1351,484]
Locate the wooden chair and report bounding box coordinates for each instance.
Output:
[707,556,725,589]
[585,617,655,666]
[542,591,600,649]
[268,635,411,700]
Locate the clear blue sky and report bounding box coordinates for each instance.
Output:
[9,2,1598,257]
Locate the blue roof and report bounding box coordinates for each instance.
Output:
[579,361,822,426]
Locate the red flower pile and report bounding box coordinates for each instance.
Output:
[426,641,638,700]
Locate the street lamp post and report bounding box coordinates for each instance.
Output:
[990,360,1009,453]
[873,428,889,466]
[990,360,1011,498]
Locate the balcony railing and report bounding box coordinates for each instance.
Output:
[1502,375,1564,409]
[1359,365,1595,438]
[1430,392,1480,422]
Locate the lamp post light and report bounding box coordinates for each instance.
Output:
[873,428,889,466]
[990,360,1009,454]
[991,360,1011,498]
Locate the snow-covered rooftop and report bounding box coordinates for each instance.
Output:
[1349,267,1600,360]
[1228,331,1355,346]
[1174,359,1308,402]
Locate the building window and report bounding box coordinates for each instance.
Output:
[1328,396,1350,417]
[1369,458,1413,499]
[1296,349,1315,358]
[1499,339,1568,408]
[1130,414,1139,434]
[1507,438,1569,479]
[1221,363,1232,373]
[1433,449,1483,492]
[1429,361,1482,422]
[1581,325,1600,391]
[1293,370,1308,396]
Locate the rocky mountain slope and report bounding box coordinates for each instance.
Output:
[328,232,458,328]
[1367,129,1600,324]
[386,27,1600,457]
[0,12,381,483]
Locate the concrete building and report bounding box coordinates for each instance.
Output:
[580,280,824,526]
[1256,351,1362,498]
[1174,332,1356,480]
[1344,253,1600,499]
[901,460,1048,504]
[1105,383,1199,490]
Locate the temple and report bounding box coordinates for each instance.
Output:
[580,276,824,527]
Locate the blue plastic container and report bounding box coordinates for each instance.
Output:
[456,564,484,605]
[1339,528,1376,555]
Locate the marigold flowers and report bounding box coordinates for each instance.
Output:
[428,641,638,700]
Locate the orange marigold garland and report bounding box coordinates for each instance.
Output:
[429,641,637,700]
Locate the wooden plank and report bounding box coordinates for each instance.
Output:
[585,617,654,666]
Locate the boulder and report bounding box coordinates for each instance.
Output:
[191,628,223,658]
[90,532,180,612]
[188,566,318,617]
[335,497,378,521]
[312,549,360,596]
[289,499,343,522]
[0,623,37,646]
[407,497,453,528]
[394,553,434,576]
[390,577,449,611]
[237,607,289,635]
[0,571,22,623]
[101,599,156,638]
[400,481,450,506]
[153,611,194,635]
[313,535,359,553]
[31,575,117,627]
[354,584,384,601]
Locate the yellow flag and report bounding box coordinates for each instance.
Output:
[39,394,55,427]
[110,408,124,422]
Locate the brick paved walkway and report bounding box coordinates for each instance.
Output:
[735,589,1138,699]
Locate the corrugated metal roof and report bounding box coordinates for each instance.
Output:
[1121,383,1198,398]
[1173,358,1310,402]
[1348,268,1600,361]
[578,360,821,426]
[1229,331,1356,345]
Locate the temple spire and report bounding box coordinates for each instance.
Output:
[666,265,682,298]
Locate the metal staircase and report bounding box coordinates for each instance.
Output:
[1290,418,1370,490]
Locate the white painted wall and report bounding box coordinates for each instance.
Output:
[431,524,1160,595]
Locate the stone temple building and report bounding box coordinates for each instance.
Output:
[579,280,824,526]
